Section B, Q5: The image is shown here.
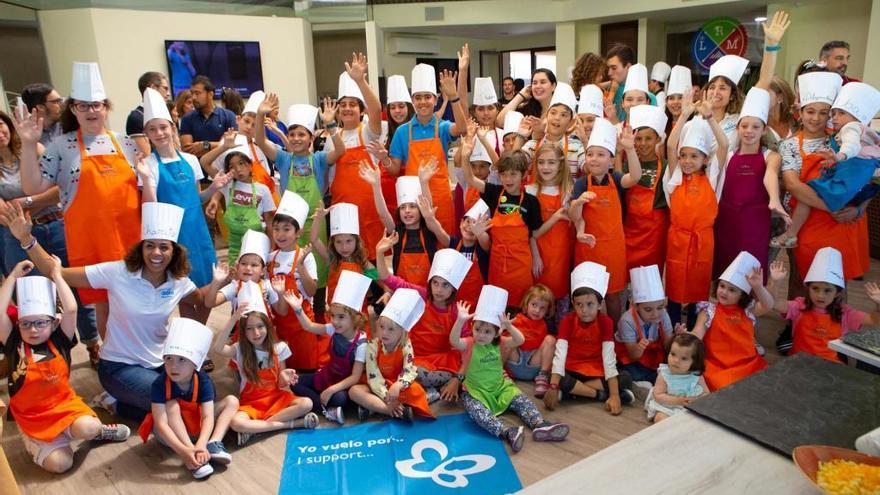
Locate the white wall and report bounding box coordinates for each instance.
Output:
[38,8,315,133]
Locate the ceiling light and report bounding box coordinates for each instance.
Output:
[755,16,767,22]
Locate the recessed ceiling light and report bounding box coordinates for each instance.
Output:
[755,16,767,22]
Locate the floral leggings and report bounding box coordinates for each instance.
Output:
[461,392,544,437]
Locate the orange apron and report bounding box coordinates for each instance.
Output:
[248,140,280,205]
[488,189,533,305]
[454,239,484,308]
[624,160,669,274]
[703,304,767,391]
[269,248,326,370]
[9,340,96,441]
[326,260,364,304]
[614,306,668,368]
[563,316,607,377]
[527,136,569,184]
[536,189,573,299]
[410,304,461,372]
[511,314,548,352]
[792,132,864,280]
[791,309,843,362]
[238,353,298,419]
[377,344,433,418]
[330,126,384,260]
[464,187,481,214]
[574,174,627,294]
[66,130,141,303]
[666,173,718,303]
[397,228,430,286]
[138,374,203,442]
[405,119,454,234]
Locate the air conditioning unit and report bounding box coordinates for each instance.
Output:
[389,36,437,55]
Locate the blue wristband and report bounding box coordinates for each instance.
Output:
[766,44,781,52]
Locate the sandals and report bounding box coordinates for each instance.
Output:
[769,234,798,249]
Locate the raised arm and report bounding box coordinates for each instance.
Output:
[500,312,525,349]
[666,88,697,170]
[309,202,330,262]
[439,69,469,137]
[418,194,451,247]
[212,303,248,359]
[755,11,790,90]
[449,301,473,351]
[11,107,53,194]
[0,260,32,343]
[136,155,157,203]
[198,129,237,177]
[49,255,78,341]
[204,262,230,309]
[374,231,399,282]
[322,99,346,164]
[475,126,500,166]
[617,124,643,188]
[255,93,280,161]
[358,160,396,232]
[460,123,486,193]
[496,85,530,129]
[456,44,470,111]
[346,53,382,136]
[747,267,775,317]
[283,290,331,335]
[767,260,791,314]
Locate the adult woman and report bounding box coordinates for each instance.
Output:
[767,76,798,146]
[174,89,194,124]
[570,52,607,95]
[2,201,200,420]
[496,69,558,127]
[14,62,141,343]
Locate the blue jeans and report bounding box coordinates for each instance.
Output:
[618,362,658,384]
[98,359,163,421]
[1,220,98,344]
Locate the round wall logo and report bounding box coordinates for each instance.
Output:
[692,16,748,74]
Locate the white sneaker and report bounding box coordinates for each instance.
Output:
[632,381,652,403]
[192,463,214,479]
[755,342,766,356]
[91,391,117,415]
[323,406,345,425]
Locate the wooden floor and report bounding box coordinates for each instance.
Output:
[2,252,878,494]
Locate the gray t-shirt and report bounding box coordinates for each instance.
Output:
[0,159,60,218]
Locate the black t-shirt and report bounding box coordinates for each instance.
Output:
[4,326,77,398]
[624,159,668,209]
[449,235,489,280]
[572,172,628,221]
[126,105,145,137]
[392,224,438,273]
[481,183,543,233]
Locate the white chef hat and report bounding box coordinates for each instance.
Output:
[623,63,650,96]
[380,288,425,332]
[719,251,761,293]
[797,72,842,108]
[395,176,422,206]
[587,117,617,155]
[286,104,319,134]
[237,280,268,316]
[678,116,712,155]
[239,229,271,264]
[804,247,845,288]
[571,261,610,298]
[331,270,371,311]
[738,87,771,124]
[338,72,365,103]
[142,202,184,243]
[651,62,672,84]
[667,65,693,97]
[428,249,472,290]
[464,198,489,220]
[630,265,665,303]
[473,77,498,106]
[386,75,412,105]
[708,55,749,86]
[411,64,437,95]
[163,317,214,369]
[549,82,578,114]
[16,276,57,319]
[242,90,265,116]
[275,191,310,229]
[474,285,509,327]
[330,203,359,237]
[142,87,171,124]
[503,111,524,136]
[578,84,604,117]
[70,62,106,102]
[469,139,491,163]
[629,105,668,138]
[832,81,880,125]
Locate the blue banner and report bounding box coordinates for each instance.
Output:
[278,413,522,495]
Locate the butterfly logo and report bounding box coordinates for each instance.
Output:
[395,439,496,488]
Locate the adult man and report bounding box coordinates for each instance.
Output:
[604,43,656,121]
[179,75,238,159]
[498,76,517,104]
[819,40,860,84]
[125,71,170,154]
[20,83,64,147]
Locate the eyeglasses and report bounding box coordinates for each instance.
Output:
[73,102,105,112]
[47,98,65,105]
[19,319,54,330]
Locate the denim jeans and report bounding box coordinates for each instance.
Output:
[0,220,98,343]
[98,359,163,421]
[618,362,658,384]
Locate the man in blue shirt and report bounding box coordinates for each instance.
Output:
[179,75,238,159]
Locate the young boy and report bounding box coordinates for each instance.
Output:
[2,264,129,473]
[138,318,239,479]
[544,262,636,415]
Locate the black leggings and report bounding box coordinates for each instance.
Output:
[292,373,350,413]
[559,369,633,396]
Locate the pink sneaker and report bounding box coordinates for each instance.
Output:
[534,373,549,399]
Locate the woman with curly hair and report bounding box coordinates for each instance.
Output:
[570,52,607,93]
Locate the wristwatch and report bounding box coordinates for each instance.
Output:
[456,373,465,381]
[202,140,210,151]
[23,196,33,208]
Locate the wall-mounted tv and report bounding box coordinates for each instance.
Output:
[165,40,264,98]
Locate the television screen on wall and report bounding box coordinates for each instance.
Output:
[164,40,264,98]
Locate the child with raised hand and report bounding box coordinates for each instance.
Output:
[690,252,774,391]
[138,318,239,479]
[310,202,378,304]
[545,262,636,415]
[507,284,557,399]
[442,199,492,308]
[570,118,641,324]
[457,119,500,214]
[768,248,880,361]
[644,333,709,423]
[1,259,129,473]
[452,287,569,453]
[375,232,472,403]
[349,288,434,421]
[214,283,319,446]
[521,83,584,181]
[285,270,372,424]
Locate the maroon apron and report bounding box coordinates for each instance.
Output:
[312,331,363,391]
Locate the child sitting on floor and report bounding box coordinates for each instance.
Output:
[506,284,557,399]
[644,333,709,423]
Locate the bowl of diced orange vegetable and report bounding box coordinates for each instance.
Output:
[793,445,880,494]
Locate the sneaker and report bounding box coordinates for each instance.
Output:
[323,406,345,425]
[357,405,372,422]
[302,412,319,429]
[86,342,101,370]
[505,426,525,453]
[534,373,549,399]
[755,342,766,357]
[96,423,130,442]
[620,389,636,406]
[426,388,441,404]
[594,389,608,402]
[91,391,118,415]
[402,406,414,422]
[237,431,254,447]
[632,381,653,403]
[192,463,214,479]
[207,441,232,465]
[532,422,570,442]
